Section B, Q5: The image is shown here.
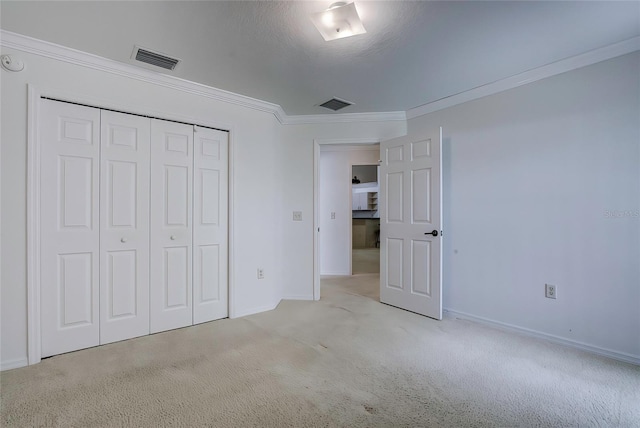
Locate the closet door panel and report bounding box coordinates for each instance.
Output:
[193,127,229,324]
[165,246,189,307]
[41,100,101,357]
[150,119,193,333]
[99,110,150,345]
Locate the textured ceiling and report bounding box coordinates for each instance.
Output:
[1,1,639,115]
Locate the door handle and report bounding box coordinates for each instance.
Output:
[170,235,176,240]
[425,230,439,237]
[120,237,127,243]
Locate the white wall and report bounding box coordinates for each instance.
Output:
[319,146,380,275]
[409,52,640,360]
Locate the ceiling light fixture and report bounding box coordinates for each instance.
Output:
[311,2,366,41]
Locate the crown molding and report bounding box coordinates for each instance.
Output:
[0,30,403,125]
[316,138,381,151]
[282,111,406,125]
[3,30,638,125]
[0,30,288,121]
[407,36,640,120]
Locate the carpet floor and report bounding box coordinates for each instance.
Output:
[1,273,639,427]
[352,248,380,274]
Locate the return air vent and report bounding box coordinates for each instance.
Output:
[318,98,353,111]
[132,46,181,70]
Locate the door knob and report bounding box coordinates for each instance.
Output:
[425,230,439,237]
[170,235,176,240]
[120,237,127,243]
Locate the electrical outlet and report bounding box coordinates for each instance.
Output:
[331,212,336,219]
[257,268,264,279]
[293,211,302,221]
[545,284,557,299]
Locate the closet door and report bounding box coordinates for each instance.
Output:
[193,127,229,324]
[150,119,194,333]
[99,111,150,344]
[40,100,101,357]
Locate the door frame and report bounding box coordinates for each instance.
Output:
[312,138,380,301]
[26,85,235,365]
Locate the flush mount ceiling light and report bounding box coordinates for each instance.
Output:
[311,2,366,41]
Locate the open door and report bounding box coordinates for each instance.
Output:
[380,127,442,319]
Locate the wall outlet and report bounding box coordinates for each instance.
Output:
[257,268,264,279]
[545,284,557,299]
[293,211,302,221]
[331,212,336,219]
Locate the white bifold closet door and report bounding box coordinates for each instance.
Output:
[40,100,229,357]
[149,119,194,333]
[41,101,101,357]
[99,110,150,344]
[148,122,229,331]
[193,126,229,323]
[40,103,152,357]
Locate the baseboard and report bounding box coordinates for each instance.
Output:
[444,308,640,366]
[232,301,281,319]
[282,294,314,301]
[1,357,29,371]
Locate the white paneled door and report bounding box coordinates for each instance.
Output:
[380,127,443,319]
[193,127,229,324]
[150,119,194,333]
[99,110,150,344]
[40,100,101,357]
[39,99,229,358]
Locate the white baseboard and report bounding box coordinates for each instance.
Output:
[1,357,29,371]
[444,308,640,366]
[232,301,281,319]
[282,294,314,301]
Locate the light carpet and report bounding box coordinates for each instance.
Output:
[352,248,380,274]
[2,274,639,427]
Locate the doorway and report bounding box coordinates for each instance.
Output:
[313,140,380,301]
[351,164,380,275]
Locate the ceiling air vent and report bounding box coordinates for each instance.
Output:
[132,46,181,71]
[318,98,353,111]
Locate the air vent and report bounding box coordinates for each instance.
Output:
[132,46,180,70]
[318,98,353,111]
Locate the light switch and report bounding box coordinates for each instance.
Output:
[331,212,336,219]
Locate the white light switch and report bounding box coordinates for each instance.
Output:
[293,211,302,221]
[331,212,336,219]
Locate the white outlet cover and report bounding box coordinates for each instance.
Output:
[293,211,302,221]
[545,284,557,299]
